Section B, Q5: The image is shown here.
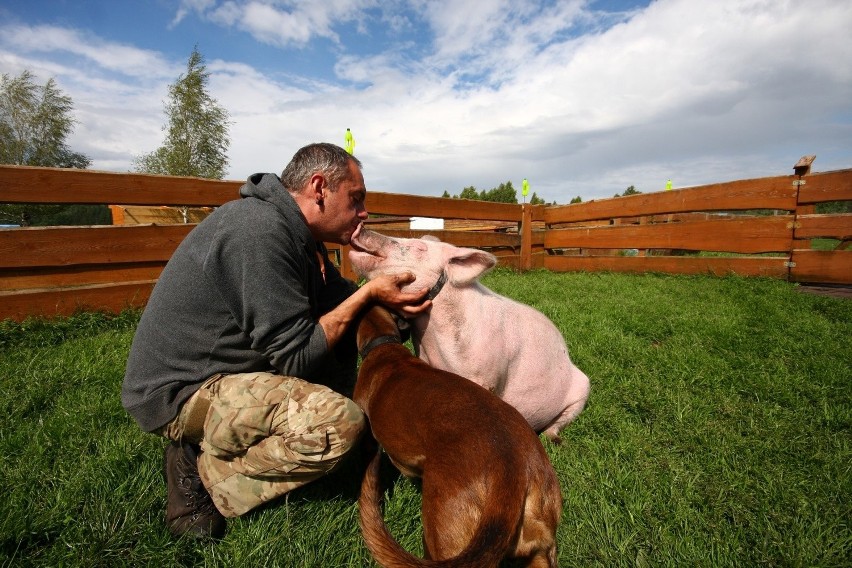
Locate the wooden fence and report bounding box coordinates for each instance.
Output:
[1,157,850,322]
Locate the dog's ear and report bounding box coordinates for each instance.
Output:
[445,247,497,285]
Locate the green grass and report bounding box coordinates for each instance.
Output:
[1,272,850,567]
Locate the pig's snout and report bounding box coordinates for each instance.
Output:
[350,228,394,256]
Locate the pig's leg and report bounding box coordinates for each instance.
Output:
[539,367,590,442]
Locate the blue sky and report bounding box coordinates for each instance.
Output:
[1,0,850,204]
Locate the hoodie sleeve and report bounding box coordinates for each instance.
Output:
[203,199,329,377]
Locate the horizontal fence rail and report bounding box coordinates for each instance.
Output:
[1,158,850,321]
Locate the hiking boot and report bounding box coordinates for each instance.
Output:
[164,441,226,540]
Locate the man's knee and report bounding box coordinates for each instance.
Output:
[286,380,366,459]
[322,398,367,456]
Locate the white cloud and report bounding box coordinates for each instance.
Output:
[331,0,852,200]
[182,0,381,48]
[171,0,217,27]
[0,24,177,79]
[1,0,850,203]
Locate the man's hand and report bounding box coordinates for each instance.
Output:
[319,272,430,350]
[366,272,432,317]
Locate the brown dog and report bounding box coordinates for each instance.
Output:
[353,305,562,567]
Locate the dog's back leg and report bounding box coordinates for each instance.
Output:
[420,476,479,560]
[510,472,561,567]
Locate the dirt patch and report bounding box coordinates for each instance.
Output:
[796,285,852,299]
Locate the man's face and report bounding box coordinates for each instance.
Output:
[319,159,368,245]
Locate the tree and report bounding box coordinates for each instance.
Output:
[458,186,480,200]
[570,196,583,204]
[0,70,96,226]
[135,47,231,179]
[445,180,554,204]
[618,185,641,197]
[529,192,545,205]
[485,181,517,203]
[0,70,91,168]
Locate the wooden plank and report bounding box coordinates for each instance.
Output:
[0,281,156,322]
[366,192,521,222]
[372,229,521,249]
[0,165,241,206]
[795,214,852,240]
[797,169,852,204]
[0,225,193,268]
[496,255,520,270]
[545,216,793,254]
[0,165,523,221]
[544,175,798,224]
[0,262,165,292]
[789,250,852,284]
[544,255,789,278]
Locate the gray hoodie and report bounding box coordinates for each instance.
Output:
[121,173,356,432]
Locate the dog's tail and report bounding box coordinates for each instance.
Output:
[358,450,524,568]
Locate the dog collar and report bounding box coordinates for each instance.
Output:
[427,271,447,300]
[359,335,402,359]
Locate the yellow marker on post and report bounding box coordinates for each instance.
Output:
[665,179,672,191]
[344,128,355,155]
[522,178,530,203]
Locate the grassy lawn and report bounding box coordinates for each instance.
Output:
[1,271,849,567]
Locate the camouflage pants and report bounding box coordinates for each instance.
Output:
[160,372,365,517]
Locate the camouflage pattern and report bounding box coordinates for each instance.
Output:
[161,372,365,518]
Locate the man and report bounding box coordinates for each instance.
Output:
[122,143,430,539]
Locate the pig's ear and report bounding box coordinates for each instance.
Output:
[446,248,498,285]
[421,235,441,242]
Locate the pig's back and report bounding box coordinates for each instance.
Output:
[475,290,580,431]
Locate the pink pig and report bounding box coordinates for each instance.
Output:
[349,225,590,441]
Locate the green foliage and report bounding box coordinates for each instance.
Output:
[816,200,852,214]
[0,70,91,168]
[448,180,519,203]
[444,181,557,204]
[570,195,583,204]
[1,274,850,566]
[0,70,93,226]
[811,238,843,251]
[0,203,112,227]
[458,185,479,200]
[487,181,517,203]
[615,185,641,197]
[134,47,231,179]
[528,192,546,205]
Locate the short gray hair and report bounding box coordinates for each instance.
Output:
[280,143,362,193]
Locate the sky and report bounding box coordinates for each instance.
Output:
[1,0,851,204]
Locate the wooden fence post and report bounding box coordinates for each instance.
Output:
[790,155,816,279]
[520,203,532,271]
